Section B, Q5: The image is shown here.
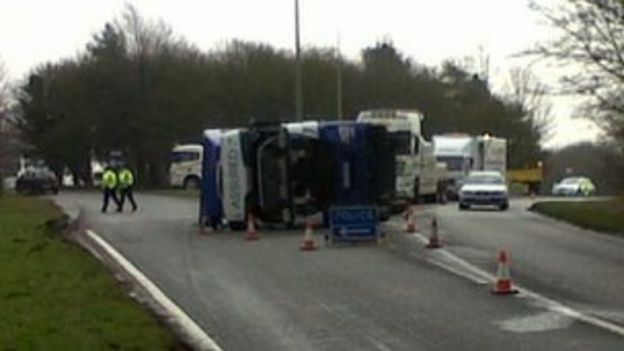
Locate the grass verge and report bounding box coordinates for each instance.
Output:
[530,199,624,237]
[0,196,181,350]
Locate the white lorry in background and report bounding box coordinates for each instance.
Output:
[357,109,439,203]
[433,134,507,198]
[169,144,203,189]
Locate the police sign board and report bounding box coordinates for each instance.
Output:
[329,206,380,242]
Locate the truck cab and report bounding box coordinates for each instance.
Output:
[169,144,203,189]
[357,109,438,203]
[249,121,332,227]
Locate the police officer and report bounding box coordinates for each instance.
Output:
[101,166,120,213]
[117,165,137,212]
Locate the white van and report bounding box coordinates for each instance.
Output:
[169,144,203,189]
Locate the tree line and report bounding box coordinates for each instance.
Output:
[14,6,548,187]
[0,60,21,195]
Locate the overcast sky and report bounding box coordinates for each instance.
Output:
[0,0,601,148]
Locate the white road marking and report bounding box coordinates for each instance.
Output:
[422,256,489,285]
[85,229,223,351]
[405,228,624,337]
[496,311,574,333]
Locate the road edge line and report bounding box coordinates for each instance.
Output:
[85,229,223,351]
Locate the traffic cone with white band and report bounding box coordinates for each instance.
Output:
[425,216,442,249]
[492,250,519,295]
[404,205,416,233]
[245,214,260,241]
[300,220,318,251]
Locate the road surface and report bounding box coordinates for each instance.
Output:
[421,197,624,325]
[54,192,624,350]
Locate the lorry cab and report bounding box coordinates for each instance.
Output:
[249,121,331,227]
[169,144,203,189]
[433,135,474,179]
[212,123,327,229]
[357,109,437,203]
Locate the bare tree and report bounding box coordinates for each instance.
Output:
[527,0,624,140]
[506,67,554,142]
[0,61,8,113]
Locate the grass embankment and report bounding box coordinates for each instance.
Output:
[531,198,624,237]
[0,196,180,350]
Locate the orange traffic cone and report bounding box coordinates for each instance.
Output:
[300,220,318,251]
[426,216,442,249]
[405,205,416,233]
[492,250,518,295]
[244,214,260,241]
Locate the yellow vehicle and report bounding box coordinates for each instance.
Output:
[507,165,543,194]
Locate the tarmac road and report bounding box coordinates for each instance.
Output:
[54,192,624,350]
[415,197,624,325]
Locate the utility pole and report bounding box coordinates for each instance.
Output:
[336,33,343,120]
[294,0,303,121]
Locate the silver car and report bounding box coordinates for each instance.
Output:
[458,171,509,211]
[551,177,596,196]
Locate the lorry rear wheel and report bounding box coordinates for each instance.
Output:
[183,176,200,190]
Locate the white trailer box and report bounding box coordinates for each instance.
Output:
[433,134,507,195]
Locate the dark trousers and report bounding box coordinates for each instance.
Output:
[102,188,120,212]
[118,187,137,211]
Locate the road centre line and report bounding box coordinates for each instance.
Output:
[85,229,223,351]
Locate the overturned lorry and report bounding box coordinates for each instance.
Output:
[199,121,396,234]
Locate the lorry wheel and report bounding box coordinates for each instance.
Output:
[183,176,200,190]
[229,221,246,231]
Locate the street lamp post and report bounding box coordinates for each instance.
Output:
[294,0,303,121]
[336,34,343,120]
